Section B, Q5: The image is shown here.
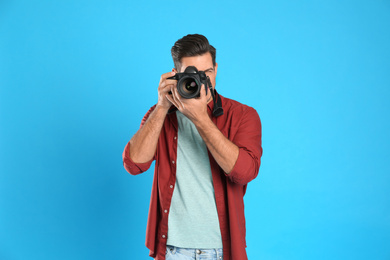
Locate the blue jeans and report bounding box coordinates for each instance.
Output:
[165,245,223,260]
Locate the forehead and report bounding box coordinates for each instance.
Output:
[180,52,213,72]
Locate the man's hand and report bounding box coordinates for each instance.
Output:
[166,84,211,123]
[168,85,239,174]
[157,71,177,110]
[128,71,177,164]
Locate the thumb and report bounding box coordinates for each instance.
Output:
[200,84,207,99]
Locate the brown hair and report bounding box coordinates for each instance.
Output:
[171,34,216,71]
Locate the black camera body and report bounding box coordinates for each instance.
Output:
[167,66,211,99]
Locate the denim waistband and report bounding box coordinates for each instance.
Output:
[166,245,223,259]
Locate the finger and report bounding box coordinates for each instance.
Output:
[159,78,177,93]
[166,93,179,109]
[165,94,173,105]
[159,71,176,83]
[199,84,206,98]
[200,84,212,102]
[159,81,177,94]
[160,79,178,88]
[172,87,184,110]
[159,81,173,91]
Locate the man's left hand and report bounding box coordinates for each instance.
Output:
[166,85,211,123]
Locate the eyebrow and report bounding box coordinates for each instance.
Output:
[204,68,214,72]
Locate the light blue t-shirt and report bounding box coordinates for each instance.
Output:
[167,111,223,249]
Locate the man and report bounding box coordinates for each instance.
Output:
[123,34,262,260]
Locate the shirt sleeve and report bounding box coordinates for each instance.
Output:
[227,107,263,185]
[122,105,157,175]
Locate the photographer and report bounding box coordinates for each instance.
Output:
[123,34,262,260]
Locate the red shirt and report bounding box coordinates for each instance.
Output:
[122,92,262,260]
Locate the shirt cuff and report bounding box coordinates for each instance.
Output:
[122,141,154,175]
[227,147,260,185]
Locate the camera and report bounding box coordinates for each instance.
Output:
[167,66,211,99]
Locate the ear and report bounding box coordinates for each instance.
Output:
[214,63,218,76]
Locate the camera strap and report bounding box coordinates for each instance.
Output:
[210,88,223,117]
[207,77,224,117]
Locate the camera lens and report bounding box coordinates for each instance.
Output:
[184,80,197,93]
[178,77,200,98]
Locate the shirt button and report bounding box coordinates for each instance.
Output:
[174,136,177,140]
[172,160,175,164]
[162,235,166,239]
[170,185,173,189]
[196,249,201,254]
[164,209,168,213]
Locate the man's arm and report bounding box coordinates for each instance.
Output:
[193,116,239,174]
[127,71,177,163]
[167,86,239,173]
[128,105,169,163]
[167,85,262,183]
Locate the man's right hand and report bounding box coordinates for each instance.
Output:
[128,71,177,164]
[157,71,177,110]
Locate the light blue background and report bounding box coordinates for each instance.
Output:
[1,1,389,259]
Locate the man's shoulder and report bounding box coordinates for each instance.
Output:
[220,94,258,115]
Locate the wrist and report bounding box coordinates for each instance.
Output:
[192,113,212,128]
[155,103,170,114]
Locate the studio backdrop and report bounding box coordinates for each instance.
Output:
[1,1,389,259]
